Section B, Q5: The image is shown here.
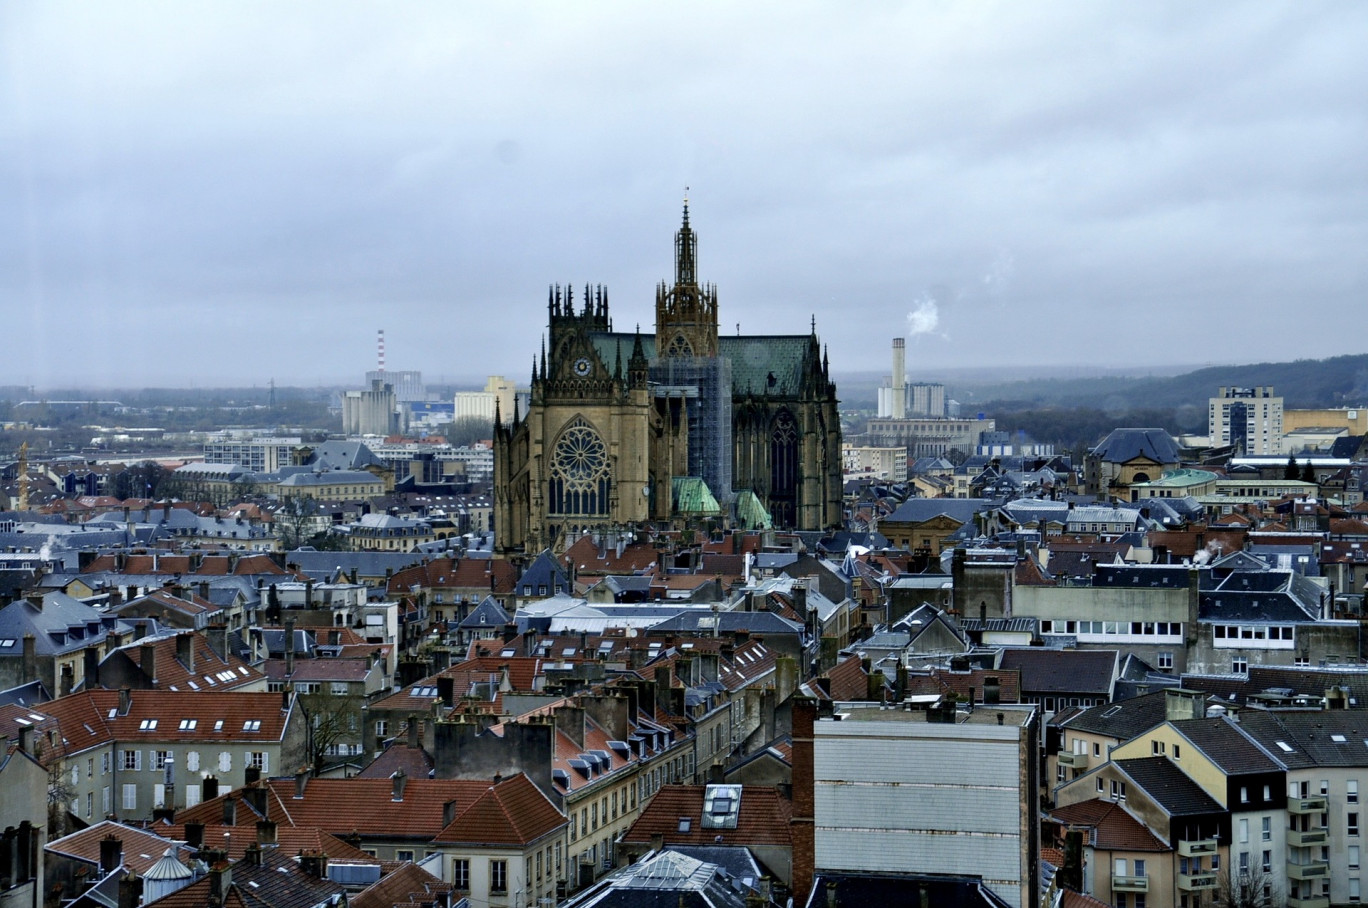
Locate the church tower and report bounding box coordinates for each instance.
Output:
[655,199,719,359]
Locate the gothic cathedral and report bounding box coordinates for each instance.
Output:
[493,204,842,554]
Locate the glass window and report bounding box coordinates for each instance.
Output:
[1262,816,1271,840]
[490,859,508,893]
[452,858,469,890]
[1352,781,1360,804]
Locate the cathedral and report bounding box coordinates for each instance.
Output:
[493,203,842,554]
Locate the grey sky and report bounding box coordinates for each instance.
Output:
[4,2,1365,390]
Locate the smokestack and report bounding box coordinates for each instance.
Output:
[891,337,906,420]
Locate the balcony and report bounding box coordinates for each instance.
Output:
[1057,751,1088,769]
[1112,875,1149,893]
[1289,795,1328,814]
[1178,837,1218,857]
[1287,827,1329,847]
[1286,860,1329,881]
[1178,871,1219,891]
[1287,895,1329,908]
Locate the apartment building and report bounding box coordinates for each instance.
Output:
[1210,386,1284,456]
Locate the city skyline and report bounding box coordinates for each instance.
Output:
[5,2,1366,388]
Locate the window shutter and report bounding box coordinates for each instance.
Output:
[134,751,142,772]
[261,752,270,774]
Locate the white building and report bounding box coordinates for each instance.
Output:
[1210,386,1284,455]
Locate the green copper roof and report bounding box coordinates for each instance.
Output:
[588,332,815,398]
[732,489,773,530]
[671,476,722,515]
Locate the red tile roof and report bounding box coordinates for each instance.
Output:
[43,689,293,749]
[47,820,193,875]
[621,785,792,847]
[178,777,498,841]
[436,773,565,846]
[1047,798,1168,852]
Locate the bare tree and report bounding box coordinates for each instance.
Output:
[300,689,367,772]
[1213,864,1279,908]
[276,494,322,550]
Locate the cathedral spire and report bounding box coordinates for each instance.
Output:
[675,191,696,286]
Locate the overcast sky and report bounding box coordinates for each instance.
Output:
[4,2,1366,391]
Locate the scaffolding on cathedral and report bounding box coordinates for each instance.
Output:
[650,354,734,509]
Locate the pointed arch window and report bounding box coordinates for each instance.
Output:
[770,410,799,526]
[666,334,694,357]
[549,418,611,516]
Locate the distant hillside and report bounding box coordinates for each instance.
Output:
[962,354,1368,412]
[971,355,1368,449]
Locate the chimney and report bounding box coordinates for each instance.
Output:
[256,819,277,846]
[300,850,328,880]
[222,796,237,826]
[208,860,231,908]
[100,834,123,873]
[207,624,228,661]
[243,842,263,867]
[244,766,262,788]
[22,634,35,680]
[391,769,407,802]
[890,337,906,419]
[176,634,195,673]
[17,724,33,755]
[294,767,308,799]
[199,580,210,601]
[118,687,132,716]
[650,832,665,853]
[118,870,141,908]
[203,775,219,801]
[408,714,421,749]
[185,821,205,849]
[284,617,296,677]
[84,644,101,688]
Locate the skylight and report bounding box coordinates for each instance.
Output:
[243,720,261,731]
[180,719,197,730]
[139,719,157,731]
[1276,741,1294,753]
[1332,734,1348,743]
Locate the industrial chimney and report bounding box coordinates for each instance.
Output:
[890,337,906,419]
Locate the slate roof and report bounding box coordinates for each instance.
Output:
[143,845,347,908]
[883,498,996,526]
[999,648,1117,697]
[1090,428,1181,465]
[457,595,512,629]
[351,862,454,908]
[1113,756,1225,816]
[1171,717,1281,775]
[1057,690,1171,740]
[1234,710,1368,769]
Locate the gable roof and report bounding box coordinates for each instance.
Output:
[435,772,565,846]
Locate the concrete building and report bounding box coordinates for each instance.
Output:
[366,369,425,403]
[795,699,1040,908]
[841,444,907,481]
[343,380,398,436]
[455,375,522,423]
[203,435,302,472]
[866,416,995,459]
[1210,386,1284,455]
